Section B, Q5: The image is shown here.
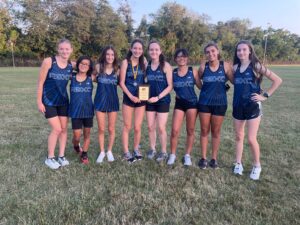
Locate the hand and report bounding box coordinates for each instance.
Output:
[37,102,46,114]
[130,95,141,103]
[251,93,267,102]
[148,96,159,103]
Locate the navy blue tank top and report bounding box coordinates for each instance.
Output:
[199,61,227,105]
[69,74,94,118]
[233,64,261,107]
[146,62,171,105]
[42,56,72,106]
[94,72,119,112]
[173,67,197,104]
[125,63,145,97]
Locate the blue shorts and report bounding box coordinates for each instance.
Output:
[123,93,146,108]
[71,118,93,129]
[233,102,262,120]
[174,97,197,112]
[198,104,227,116]
[146,103,170,113]
[44,105,68,119]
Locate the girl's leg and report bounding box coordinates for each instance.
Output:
[156,112,169,153]
[122,104,134,153]
[185,109,198,155]
[199,112,211,159]
[210,115,225,160]
[107,112,117,152]
[72,129,82,150]
[58,116,68,157]
[170,109,185,154]
[146,111,157,151]
[82,127,91,152]
[247,117,261,166]
[96,111,106,153]
[133,106,145,151]
[234,119,246,164]
[47,116,63,158]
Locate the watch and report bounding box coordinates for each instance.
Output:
[262,92,269,98]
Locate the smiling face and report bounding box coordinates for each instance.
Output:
[205,45,219,62]
[105,49,115,64]
[148,42,161,61]
[236,43,251,61]
[57,42,73,60]
[131,42,143,58]
[78,59,90,73]
[175,51,188,66]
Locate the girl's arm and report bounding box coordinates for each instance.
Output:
[193,67,202,89]
[37,57,52,113]
[251,63,282,102]
[224,61,234,84]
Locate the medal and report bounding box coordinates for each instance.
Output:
[132,64,139,87]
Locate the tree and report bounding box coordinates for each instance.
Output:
[118,0,134,43]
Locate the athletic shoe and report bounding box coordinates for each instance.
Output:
[209,159,219,169]
[123,152,136,164]
[156,152,168,162]
[45,157,61,170]
[146,149,157,160]
[58,156,70,167]
[96,152,106,164]
[233,163,244,175]
[107,151,115,162]
[73,144,82,154]
[133,149,143,161]
[81,152,89,164]
[183,154,192,166]
[198,158,208,169]
[250,166,262,180]
[167,154,176,165]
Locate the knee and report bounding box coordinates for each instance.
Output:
[235,132,244,142]
[158,125,166,135]
[186,127,195,137]
[171,129,180,138]
[148,124,155,133]
[73,134,81,142]
[52,127,63,136]
[134,125,141,134]
[248,136,257,146]
[98,127,105,135]
[108,126,115,135]
[84,131,91,139]
[201,128,209,137]
[211,129,221,139]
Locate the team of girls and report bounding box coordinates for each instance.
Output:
[37,38,282,180]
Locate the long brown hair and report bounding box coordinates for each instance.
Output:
[126,39,146,72]
[233,40,264,82]
[98,45,119,74]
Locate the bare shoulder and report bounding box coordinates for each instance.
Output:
[42,57,52,67]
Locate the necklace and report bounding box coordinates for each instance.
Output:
[132,63,139,86]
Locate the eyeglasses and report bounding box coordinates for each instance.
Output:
[80,62,90,67]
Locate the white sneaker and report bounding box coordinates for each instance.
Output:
[233,163,243,175]
[167,154,176,165]
[183,154,192,166]
[96,152,106,164]
[45,157,61,170]
[107,151,115,162]
[58,156,70,167]
[250,166,262,180]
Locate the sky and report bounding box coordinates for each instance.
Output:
[109,0,300,35]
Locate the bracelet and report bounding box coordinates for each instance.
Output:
[157,95,160,100]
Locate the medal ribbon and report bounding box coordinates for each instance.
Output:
[132,64,139,82]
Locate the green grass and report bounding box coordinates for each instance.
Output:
[0,66,299,225]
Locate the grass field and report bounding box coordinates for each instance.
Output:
[0,66,299,225]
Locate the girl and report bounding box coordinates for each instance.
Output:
[145,40,173,162]
[198,42,233,169]
[232,40,282,180]
[94,46,119,163]
[69,56,94,164]
[119,39,147,163]
[37,39,74,169]
[167,49,201,166]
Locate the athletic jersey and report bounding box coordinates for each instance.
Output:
[94,72,119,112]
[42,56,72,106]
[233,64,261,107]
[69,74,94,118]
[125,63,145,97]
[198,61,227,106]
[146,62,171,105]
[173,67,197,104]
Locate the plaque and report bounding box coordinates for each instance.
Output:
[138,84,150,101]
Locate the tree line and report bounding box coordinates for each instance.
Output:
[1,0,300,66]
